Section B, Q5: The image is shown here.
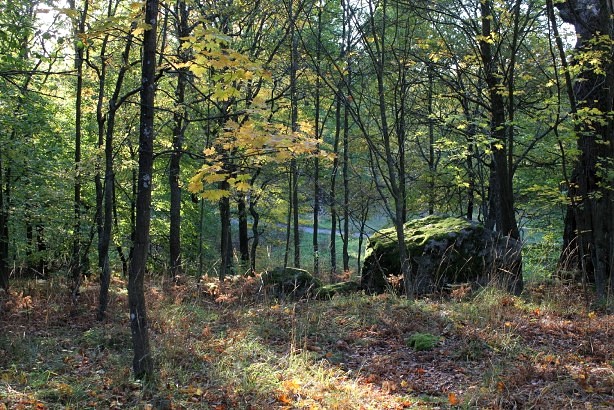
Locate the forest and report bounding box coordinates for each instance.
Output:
[0,0,613,408]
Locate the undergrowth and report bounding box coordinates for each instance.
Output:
[0,274,612,409]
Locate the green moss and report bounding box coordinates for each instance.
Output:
[261,267,323,298]
[362,215,496,293]
[370,215,479,254]
[316,281,360,299]
[405,332,440,351]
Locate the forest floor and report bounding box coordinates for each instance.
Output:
[0,275,612,409]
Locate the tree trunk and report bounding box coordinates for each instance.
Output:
[35,225,46,276]
[342,90,350,273]
[556,0,614,298]
[99,24,136,320]
[237,196,249,267]
[249,195,260,274]
[128,0,157,381]
[169,0,190,278]
[0,155,8,290]
[479,0,522,295]
[289,0,300,269]
[218,180,233,279]
[70,0,88,293]
[372,0,413,296]
[312,5,322,277]
[284,170,292,269]
[330,88,341,282]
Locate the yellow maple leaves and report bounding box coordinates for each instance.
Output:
[189,117,331,202]
[180,25,331,202]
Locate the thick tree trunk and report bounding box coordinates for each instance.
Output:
[556,0,614,298]
[128,0,157,381]
[479,0,522,295]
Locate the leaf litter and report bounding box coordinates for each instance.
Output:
[0,277,612,409]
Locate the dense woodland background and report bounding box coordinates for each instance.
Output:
[0,0,613,401]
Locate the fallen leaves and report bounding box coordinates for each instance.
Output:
[1,278,613,410]
[448,391,460,405]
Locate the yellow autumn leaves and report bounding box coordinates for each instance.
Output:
[188,118,332,202]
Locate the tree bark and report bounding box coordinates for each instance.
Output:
[313,5,322,277]
[479,0,522,295]
[70,0,88,294]
[237,196,250,266]
[128,0,157,381]
[218,180,233,279]
[0,155,8,290]
[168,0,190,279]
[342,88,350,273]
[289,0,301,269]
[248,174,261,274]
[556,0,614,298]
[99,21,136,320]
[330,87,341,282]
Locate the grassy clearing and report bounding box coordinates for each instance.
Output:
[0,274,612,409]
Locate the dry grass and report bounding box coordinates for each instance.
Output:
[0,275,612,409]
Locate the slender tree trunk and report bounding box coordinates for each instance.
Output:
[0,154,8,290]
[169,0,190,278]
[330,89,341,282]
[99,25,136,320]
[369,0,413,296]
[427,64,436,215]
[342,89,350,273]
[289,0,300,268]
[70,0,88,294]
[355,198,370,276]
[219,180,232,280]
[284,170,292,269]
[313,5,322,277]
[112,183,128,276]
[237,197,250,267]
[128,0,157,381]
[249,194,260,274]
[35,225,46,276]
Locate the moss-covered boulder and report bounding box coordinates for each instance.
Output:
[315,281,360,299]
[360,215,522,295]
[261,267,323,299]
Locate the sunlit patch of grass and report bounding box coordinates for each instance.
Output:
[213,334,282,398]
